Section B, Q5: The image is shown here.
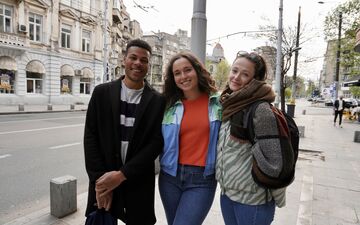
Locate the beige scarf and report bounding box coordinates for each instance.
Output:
[220,79,276,121]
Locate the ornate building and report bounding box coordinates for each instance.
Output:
[0,0,141,105]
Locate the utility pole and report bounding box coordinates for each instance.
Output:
[291,6,301,103]
[274,0,283,108]
[191,0,207,64]
[103,0,109,83]
[334,11,342,100]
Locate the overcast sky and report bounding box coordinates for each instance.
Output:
[122,0,347,80]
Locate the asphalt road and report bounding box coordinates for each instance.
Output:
[0,111,89,223]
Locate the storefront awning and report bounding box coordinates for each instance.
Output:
[0,56,17,71]
[26,60,45,74]
[61,64,75,76]
[82,67,94,78]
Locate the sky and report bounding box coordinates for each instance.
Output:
[122,0,347,80]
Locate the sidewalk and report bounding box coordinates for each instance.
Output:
[0,104,88,115]
[3,101,360,225]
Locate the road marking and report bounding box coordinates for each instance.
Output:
[0,124,83,135]
[50,142,82,149]
[0,154,11,159]
[296,175,313,225]
[0,116,85,124]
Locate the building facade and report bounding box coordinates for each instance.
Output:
[0,0,141,105]
[142,29,190,92]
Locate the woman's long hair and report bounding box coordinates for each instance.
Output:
[163,52,217,108]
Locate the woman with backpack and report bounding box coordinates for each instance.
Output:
[216,51,287,225]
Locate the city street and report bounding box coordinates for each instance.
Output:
[0,112,89,223]
[1,100,360,225]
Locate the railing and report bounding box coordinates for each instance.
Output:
[0,31,28,47]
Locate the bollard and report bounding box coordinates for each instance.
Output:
[47,104,53,111]
[18,104,24,111]
[70,104,75,110]
[302,109,306,115]
[298,126,305,138]
[354,131,360,143]
[50,175,77,218]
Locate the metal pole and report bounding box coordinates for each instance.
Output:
[191,0,207,64]
[103,0,108,83]
[291,6,301,103]
[334,11,342,100]
[274,0,283,107]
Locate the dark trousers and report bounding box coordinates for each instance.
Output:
[334,109,343,125]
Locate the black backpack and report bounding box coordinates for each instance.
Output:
[246,101,299,189]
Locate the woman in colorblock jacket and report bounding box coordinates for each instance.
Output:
[159,52,222,225]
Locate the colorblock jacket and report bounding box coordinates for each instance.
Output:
[160,93,222,176]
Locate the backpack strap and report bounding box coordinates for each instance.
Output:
[245,100,268,145]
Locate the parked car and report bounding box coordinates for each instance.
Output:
[325,99,334,106]
[344,98,358,108]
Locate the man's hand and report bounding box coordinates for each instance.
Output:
[96,171,127,194]
[96,190,113,211]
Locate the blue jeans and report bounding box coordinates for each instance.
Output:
[220,194,275,225]
[158,165,217,225]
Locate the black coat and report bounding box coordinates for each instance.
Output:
[84,78,165,224]
[334,99,346,110]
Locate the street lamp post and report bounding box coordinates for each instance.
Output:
[274,0,284,108]
[191,0,207,64]
[291,6,301,104]
[334,11,342,100]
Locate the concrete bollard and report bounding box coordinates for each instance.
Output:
[50,175,77,218]
[354,131,360,143]
[302,109,306,115]
[298,126,305,138]
[18,104,24,111]
[70,104,75,110]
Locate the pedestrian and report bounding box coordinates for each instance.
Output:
[334,96,345,127]
[159,52,222,225]
[84,39,166,225]
[216,51,286,225]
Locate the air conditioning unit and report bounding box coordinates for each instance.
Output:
[18,24,26,32]
[75,69,82,76]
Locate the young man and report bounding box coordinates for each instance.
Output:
[334,96,345,128]
[84,39,165,225]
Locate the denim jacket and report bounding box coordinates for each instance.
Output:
[160,93,222,176]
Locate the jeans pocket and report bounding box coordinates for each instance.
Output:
[190,172,216,187]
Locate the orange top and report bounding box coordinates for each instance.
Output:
[179,94,210,167]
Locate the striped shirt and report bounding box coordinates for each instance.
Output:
[120,80,143,163]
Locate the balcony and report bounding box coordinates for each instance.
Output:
[0,31,28,49]
[355,28,360,52]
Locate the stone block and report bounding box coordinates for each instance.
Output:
[298,126,305,138]
[354,131,360,143]
[18,104,24,111]
[50,175,77,218]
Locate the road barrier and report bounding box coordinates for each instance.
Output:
[354,131,360,143]
[50,175,77,218]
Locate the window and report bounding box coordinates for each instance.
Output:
[0,71,15,94]
[82,30,91,52]
[60,76,72,94]
[26,73,42,93]
[61,24,71,48]
[0,4,12,33]
[80,78,90,94]
[29,13,42,42]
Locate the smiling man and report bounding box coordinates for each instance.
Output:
[84,39,166,225]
